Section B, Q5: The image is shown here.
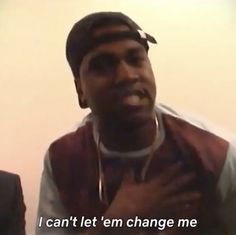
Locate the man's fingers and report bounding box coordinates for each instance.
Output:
[165,172,196,194]
[147,162,183,188]
[159,162,184,185]
[162,191,202,218]
[165,191,201,207]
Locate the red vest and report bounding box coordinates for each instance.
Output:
[49,114,228,234]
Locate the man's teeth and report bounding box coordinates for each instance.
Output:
[123,95,141,105]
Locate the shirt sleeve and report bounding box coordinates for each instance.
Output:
[217,140,236,232]
[36,151,80,235]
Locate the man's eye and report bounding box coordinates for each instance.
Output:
[89,56,117,74]
[126,54,145,66]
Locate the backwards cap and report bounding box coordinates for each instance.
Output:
[66,11,157,79]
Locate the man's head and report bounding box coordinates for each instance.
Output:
[66,12,157,126]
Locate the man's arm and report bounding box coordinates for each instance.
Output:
[218,140,236,232]
[36,151,79,235]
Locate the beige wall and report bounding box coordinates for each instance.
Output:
[0,0,235,234]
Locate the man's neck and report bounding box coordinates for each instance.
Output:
[97,115,157,152]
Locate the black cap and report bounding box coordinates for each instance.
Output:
[66,11,157,79]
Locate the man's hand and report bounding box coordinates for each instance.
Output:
[104,163,201,220]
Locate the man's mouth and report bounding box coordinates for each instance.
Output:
[122,94,142,106]
[119,89,149,107]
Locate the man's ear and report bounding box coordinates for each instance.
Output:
[74,79,88,109]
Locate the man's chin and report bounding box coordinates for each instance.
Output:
[112,108,155,130]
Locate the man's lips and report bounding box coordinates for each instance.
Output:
[112,86,149,98]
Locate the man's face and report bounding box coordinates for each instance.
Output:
[76,25,156,127]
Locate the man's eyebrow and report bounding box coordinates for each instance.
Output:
[92,51,114,59]
[88,52,115,63]
[125,46,146,54]
[90,45,146,60]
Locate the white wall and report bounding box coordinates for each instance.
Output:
[0,0,236,234]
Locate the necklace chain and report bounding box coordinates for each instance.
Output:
[97,116,159,205]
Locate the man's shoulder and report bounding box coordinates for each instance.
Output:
[0,171,22,195]
[45,114,98,182]
[156,103,209,129]
[156,103,234,141]
[49,115,93,150]
[0,170,22,208]
[0,170,19,183]
[48,114,95,158]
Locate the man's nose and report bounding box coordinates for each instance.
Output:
[115,60,139,84]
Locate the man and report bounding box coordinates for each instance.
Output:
[0,170,26,235]
[36,12,236,235]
